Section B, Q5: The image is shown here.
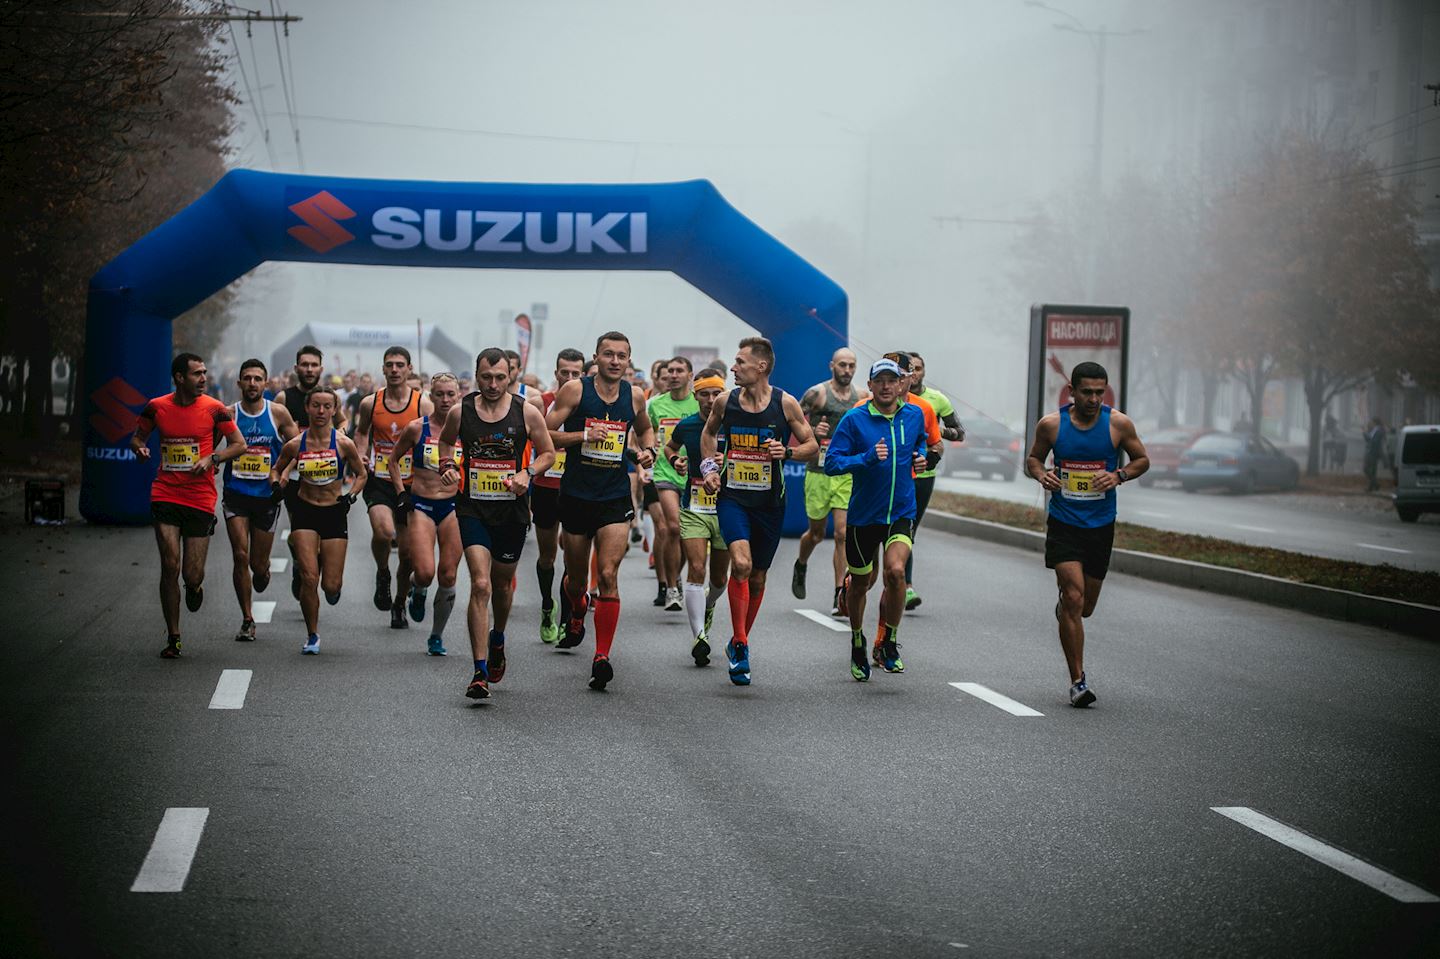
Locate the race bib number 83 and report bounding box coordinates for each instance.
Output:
[1059,459,1105,501]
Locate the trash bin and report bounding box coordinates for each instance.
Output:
[25,479,65,524]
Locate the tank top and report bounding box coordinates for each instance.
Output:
[806,382,855,473]
[717,386,790,510]
[456,393,531,526]
[369,388,420,483]
[282,385,311,428]
[1048,404,1117,528]
[298,429,344,487]
[224,400,284,497]
[415,415,463,474]
[560,376,635,502]
[534,390,563,490]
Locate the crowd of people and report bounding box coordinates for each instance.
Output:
[130,334,1148,708]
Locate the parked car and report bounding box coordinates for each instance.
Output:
[1178,432,1300,493]
[942,416,1023,481]
[1393,424,1440,523]
[1138,426,1213,486]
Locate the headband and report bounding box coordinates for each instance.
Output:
[693,375,725,391]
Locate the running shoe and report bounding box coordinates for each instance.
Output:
[160,638,182,659]
[648,551,656,570]
[373,569,393,611]
[324,589,341,606]
[557,602,588,649]
[691,635,711,667]
[850,639,870,682]
[703,602,717,636]
[184,584,204,612]
[291,566,301,600]
[488,630,507,683]
[904,587,922,611]
[302,635,320,655]
[540,607,560,645]
[1069,672,1096,708]
[652,583,666,607]
[878,638,905,674]
[664,586,683,611]
[426,635,447,656]
[234,619,256,642]
[791,560,807,600]
[630,526,642,545]
[589,655,614,691]
[253,568,271,593]
[831,587,844,618]
[390,604,408,630]
[466,668,490,700]
[408,587,427,623]
[725,639,751,686]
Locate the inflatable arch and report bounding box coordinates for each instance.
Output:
[81,170,848,531]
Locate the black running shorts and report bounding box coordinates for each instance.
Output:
[152,501,217,539]
[287,497,350,540]
[1044,516,1115,580]
[530,484,561,531]
[222,488,281,533]
[559,493,634,539]
[846,517,915,576]
[641,480,659,508]
[362,478,408,524]
[458,515,528,564]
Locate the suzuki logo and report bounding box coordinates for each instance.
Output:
[288,191,357,253]
[371,208,647,255]
[89,376,147,443]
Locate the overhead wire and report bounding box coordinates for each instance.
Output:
[224,17,275,169]
[267,0,303,170]
[279,1,305,170]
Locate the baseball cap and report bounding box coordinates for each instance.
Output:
[869,358,903,379]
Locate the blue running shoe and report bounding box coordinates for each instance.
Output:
[878,638,904,674]
[726,639,751,686]
[426,635,447,656]
[301,634,320,655]
[409,587,427,622]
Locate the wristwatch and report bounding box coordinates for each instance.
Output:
[524,465,536,478]
[783,447,794,460]
[1117,468,1129,484]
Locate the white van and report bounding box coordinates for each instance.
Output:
[1393,424,1440,522]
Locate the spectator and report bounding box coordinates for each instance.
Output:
[1362,417,1386,492]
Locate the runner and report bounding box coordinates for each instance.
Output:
[699,337,817,685]
[531,348,586,643]
[353,347,433,627]
[792,347,859,616]
[504,349,532,402]
[1025,361,1148,707]
[270,387,367,654]
[823,358,935,681]
[438,348,555,700]
[663,369,730,665]
[274,345,343,598]
[647,356,697,612]
[388,373,464,656]
[640,360,668,605]
[221,359,298,642]
[130,353,247,658]
[902,351,965,610]
[545,331,656,690]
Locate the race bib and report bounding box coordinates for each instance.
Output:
[1059,459,1105,501]
[422,440,461,472]
[374,448,413,480]
[160,437,199,472]
[725,447,772,491]
[299,449,339,486]
[580,418,626,463]
[232,444,272,481]
[468,459,516,500]
[687,478,717,515]
[545,448,567,479]
[656,417,680,452]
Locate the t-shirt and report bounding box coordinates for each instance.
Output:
[914,386,955,479]
[138,392,240,512]
[647,390,699,487]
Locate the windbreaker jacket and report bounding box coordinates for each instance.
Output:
[823,400,928,526]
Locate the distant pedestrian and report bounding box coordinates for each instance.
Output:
[1362,417,1386,492]
[0,364,11,414]
[1323,414,1346,472]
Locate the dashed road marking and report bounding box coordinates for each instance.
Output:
[131,808,210,893]
[1355,543,1411,555]
[208,669,252,710]
[949,682,1044,717]
[1231,524,1275,533]
[1134,509,1170,518]
[269,557,289,573]
[795,609,851,632]
[279,529,289,541]
[1211,806,1438,903]
[251,601,276,624]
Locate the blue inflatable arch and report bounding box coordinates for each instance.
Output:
[81,170,848,528]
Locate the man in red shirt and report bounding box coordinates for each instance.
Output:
[131,353,246,658]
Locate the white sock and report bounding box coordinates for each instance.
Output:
[431,585,457,638]
[685,581,706,637]
[641,512,655,544]
[706,581,725,609]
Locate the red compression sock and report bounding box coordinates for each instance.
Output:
[593,596,620,658]
[727,577,750,644]
[744,586,766,633]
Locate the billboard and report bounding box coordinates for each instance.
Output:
[1025,304,1130,464]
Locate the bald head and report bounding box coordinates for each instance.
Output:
[830,347,857,387]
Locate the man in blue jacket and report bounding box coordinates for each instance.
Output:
[824,358,935,681]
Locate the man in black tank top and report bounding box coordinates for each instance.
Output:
[793,347,858,616]
[544,331,656,691]
[437,348,555,702]
[699,336,817,686]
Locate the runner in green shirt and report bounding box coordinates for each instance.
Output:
[905,351,965,609]
[647,356,699,612]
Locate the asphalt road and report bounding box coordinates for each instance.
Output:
[3,497,1438,958]
[936,472,1440,572]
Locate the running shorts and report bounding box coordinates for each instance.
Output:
[679,507,727,550]
[654,480,682,496]
[287,497,350,540]
[716,498,785,571]
[362,479,408,524]
[846,518,915,576]
[559,493,634,539]
[152,501,216,539]
[1044,516,1115,580]
[641,480,659,508]
[804,470,852,521]
[411,493,457,525]
[458,515,529,564]
[530,484,561,531]
[221,488,280,533]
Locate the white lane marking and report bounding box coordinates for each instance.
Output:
[1134,509,1171,518]
[1212,807,1439,903]
[280,529,289,541]
[1231,524,1275,533]
[208,669,252,710]
[949,682,1044,717]
[269,557,288,573]
[795,609,851,633]
[251,601,276,624]
[131,807,210,893]
[1355,543,1411,555]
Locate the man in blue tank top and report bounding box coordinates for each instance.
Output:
[222,359,298,642]
[1025,361,1149,708]
[700,336,818,686]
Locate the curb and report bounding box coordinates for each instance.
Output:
[923,510,1440,640]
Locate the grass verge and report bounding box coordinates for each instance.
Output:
[931,491,1440,606]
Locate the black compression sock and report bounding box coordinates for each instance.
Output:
[537,561,555,608]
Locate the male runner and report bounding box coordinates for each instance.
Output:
[1025,361,1148,707]
[647,355,698,612]
[221,359,298,642]
[824,358,934,681]
[792,347,858,616]
[700,337,817,686]
[902,351,965,610]
[664,369,730,665]
[353,346,433,626]
[640,361,668,602]
[388,373,465,656]
[130,353,246,658]
[439,348,555,700]
[531,348,586,643]
[545,331,656,691]
[505,349,533,402]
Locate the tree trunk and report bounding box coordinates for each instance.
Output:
[1303,378,1325,478]
[1201,370,1219,429]
[17,263,53,440]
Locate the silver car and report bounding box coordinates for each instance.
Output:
[1178,432,1300,494]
